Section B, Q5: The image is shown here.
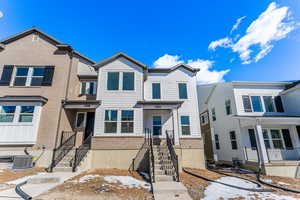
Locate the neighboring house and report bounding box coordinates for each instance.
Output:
[198,81,300,178]
[0,27,96,167]
[0,28,205,173]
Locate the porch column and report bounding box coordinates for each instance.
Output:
[172,108,180,145]
[255,124,269,164]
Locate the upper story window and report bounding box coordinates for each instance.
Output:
[178,83,188,99]
[225,99,232,115]
[250,96,263,112]
[107,72,135,91]
[123,72,134,90]
[152,83,161,99]
[181,116,191,135]
[263,96,275,112]
[211,107,216,121]
[80,81,97,95]
[107,72,119,90]
[10,66,54,87]
[242,95,284,113]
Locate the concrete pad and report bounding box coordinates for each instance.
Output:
[153,181,192,200]
[0,171,79,199]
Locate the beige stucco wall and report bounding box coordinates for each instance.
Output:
[0,33,72,150]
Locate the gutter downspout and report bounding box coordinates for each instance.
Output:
[53,50,74,149]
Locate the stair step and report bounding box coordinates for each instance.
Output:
[52,167,73,172]
[155,175,174,182]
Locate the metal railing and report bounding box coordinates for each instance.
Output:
[49,131,76,172]
[72,134,92,172]
[166,131,179,182]
[148,129,155,183]
[60,131,75,145]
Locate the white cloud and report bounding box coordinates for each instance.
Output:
[152,54,230,84]
[208,2,298,64]
[208,37,232,50]
[230,16,246,34]
[0,11,3,18]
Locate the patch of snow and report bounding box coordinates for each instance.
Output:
[76,174,100,183]
[278,181,291,186]
[261,178,273,183]
[6,173,47,185]
[202,176,298,200]
[140,172,150,180]
[104,176,150,190]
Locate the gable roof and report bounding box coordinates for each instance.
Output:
[148,63,199,73]
[93,52,147,70]
[0,27,95,64]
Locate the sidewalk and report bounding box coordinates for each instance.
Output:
[0,171,79,199]
[152,181,192,200]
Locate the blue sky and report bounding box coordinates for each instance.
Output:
[0,0,299,83]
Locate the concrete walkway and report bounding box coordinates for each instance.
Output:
[152,181,192,200]
[0,171,79,199]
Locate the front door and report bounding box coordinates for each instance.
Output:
[84,112,95,140]
[152,116,162,136]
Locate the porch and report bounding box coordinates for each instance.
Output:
[137,100,183,145]
[236,115,300,163]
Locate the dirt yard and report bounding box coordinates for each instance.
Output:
[35,169,153,200]
[0,167,45,192]
[182,168,300,200]
[180,168,224,200]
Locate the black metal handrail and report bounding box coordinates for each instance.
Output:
[166,131,179,182]
[130,129,150,171]
[60,131,75,145]
[72,133,92,172]
[148,128,155,183]
[49,131,76,172]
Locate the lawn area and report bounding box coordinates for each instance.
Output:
[35,169,153,200]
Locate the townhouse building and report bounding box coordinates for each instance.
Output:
[0,28,205,176]
[198,81,300,178]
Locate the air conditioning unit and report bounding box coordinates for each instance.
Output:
[12,155,33,170]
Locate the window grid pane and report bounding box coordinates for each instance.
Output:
[107,72,119,90]
[123,72,134,90]
[251,96,263,112]
[178,83,188,99]
[152,83,161,99]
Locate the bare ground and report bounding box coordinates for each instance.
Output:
[35,169,154,200]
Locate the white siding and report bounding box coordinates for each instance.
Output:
[94,57,144,136]
[145,68,201,137]
[0,103,42,144]
[233,85,286,116]
[282,88,300,115]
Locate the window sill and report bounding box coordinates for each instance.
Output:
[9,86,42,88]
[0,123,34,126]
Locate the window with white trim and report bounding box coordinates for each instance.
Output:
[75,112,86,128]
[230,131,238,150]
[19,106,34,122]
[104,110,118,133]
[80,81,97,95]
[121,110,134,133]
[0,106,16,122]
[0,105,35,123]
[181,116,191,135]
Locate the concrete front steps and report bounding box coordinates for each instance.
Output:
[52,149,75,172]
